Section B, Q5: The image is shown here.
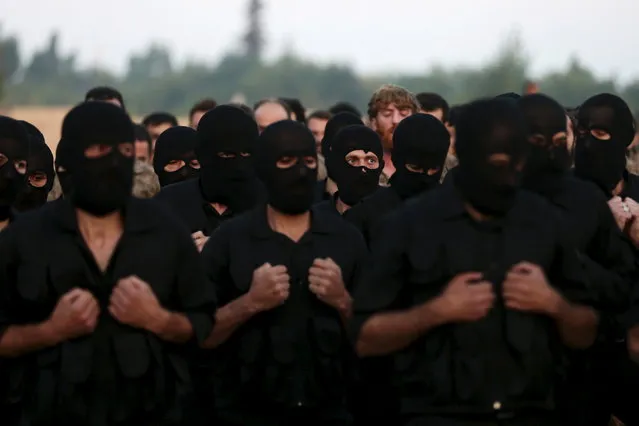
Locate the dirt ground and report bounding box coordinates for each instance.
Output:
[1,105,187,155]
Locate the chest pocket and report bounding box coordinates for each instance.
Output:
[111,234,176,304]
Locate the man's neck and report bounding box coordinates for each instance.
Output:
[0,219,9,232]
[383,151,395,178]
[613,179,625,197]
[335,197,351,215]
[76,209,124,241]
[266,205,310,243]
[464,202,492,222]
[209,202,228,215]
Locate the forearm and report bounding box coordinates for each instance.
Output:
[0,320,61,357]
[202,293,259,349]
[355,297,448,357]
[149,310,194,344]
[551,297,599,349]
[337,291,353,326]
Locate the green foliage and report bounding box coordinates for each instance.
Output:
[1,27,639,115]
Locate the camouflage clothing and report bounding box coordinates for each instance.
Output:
[133,160,160,199]
[440,153,458,183]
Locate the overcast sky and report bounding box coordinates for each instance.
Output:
[4,0,639,82]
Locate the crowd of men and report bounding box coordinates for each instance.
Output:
[1,83,639,426]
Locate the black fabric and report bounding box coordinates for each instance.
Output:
[195,105,259,211]
[320,113,363,160]
[55,138,73,197]
[0,197,216,426]
[201,204,366,423]
[343,186,403,248]
[390,114,450,199]
[14,120,54,212]
[518,94,571,198]
[327,125,383,206]
[454,98,528,217]
[256,120,317,215]
[574,93,635,196]
[349,183,596,417]
[152,126,200,187]
[155,178,261,236]
[60,102,135,216]
[0,116,29,220]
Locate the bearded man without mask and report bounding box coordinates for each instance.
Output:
[61,102,135,216]
[153,126,201,187]
[0,116,29,227]
[322,125,383,215]
[13,120,55,212]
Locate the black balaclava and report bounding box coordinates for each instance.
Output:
[320,112,364,161]
[0,116,29,220]
[55,137,73,197]
[13,120,54,212]
[153,126,200,187]
[390,113,450,199]
[256,120,317,215]
[518,94,570,197]
[196,105,258,210]
[454,98,528,217]
[61,102,135,216]
[574,93,635,195]
[328,125,384,206]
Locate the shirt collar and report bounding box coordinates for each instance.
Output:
[52,197,155,234]
[250,204,334,240]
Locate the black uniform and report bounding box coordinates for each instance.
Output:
[205,121,366,426]
[156,105,263,235]
[0,102,216,426]
[571,94,639,426]
[346,113,450,248]
[349,99,597,426]
[517,94,638,426]
[152,126,200,188]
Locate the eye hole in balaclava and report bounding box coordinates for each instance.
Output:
[0,116,29,220]
[327,125,384,206]
[320,112,364,161]
[61,101,135,217]
[390,113,450,199]
[196,105,259,208]
[153,126,200,188]
[517,94,570,197]
[574,93,635,195]
[256,120,318,215]
[454,98,528,217]
[13,120,54,212]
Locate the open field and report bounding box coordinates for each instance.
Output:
[1,106,187,155]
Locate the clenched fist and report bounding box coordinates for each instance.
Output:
[49,288,100,341]
[438,272,495,323]
[248,263,290,312]
[109,276,167,332]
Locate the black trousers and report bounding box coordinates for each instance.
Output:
[216,404,351,426]
[403,414,560,426]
